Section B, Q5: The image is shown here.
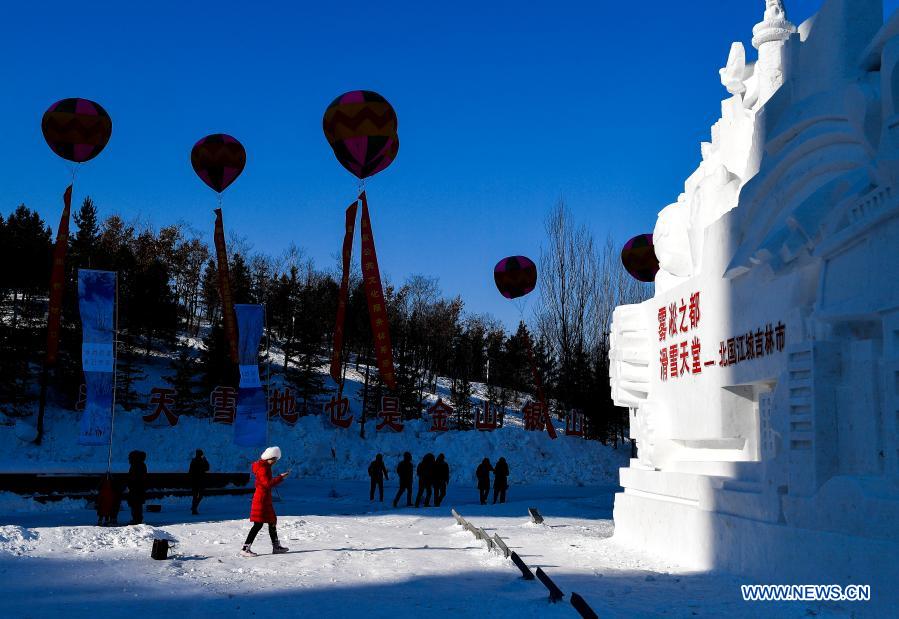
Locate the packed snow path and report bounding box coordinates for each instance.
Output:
[0,481,884,618]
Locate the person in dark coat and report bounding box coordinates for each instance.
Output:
[127,450,148,525]
[493,457,510,504]
[241,446,290,557]
[189,449,210,515]
[96,473,121,526]
[367,453,389,501]
[433,453,450,507]
[415,453,436,507]
[392,452,414,508]
[475,458,493,505]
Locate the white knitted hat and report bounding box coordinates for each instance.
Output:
[260,446,282,461]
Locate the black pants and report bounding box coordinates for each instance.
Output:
[128,499,143,524]
[479,487,489,505]
[191,485,203,513]
[393,482,412,507]
[415,482,432,507]
[244,522,278,546]
[493,486,507,504]
[370,478,384,501]
[433,482,447,506]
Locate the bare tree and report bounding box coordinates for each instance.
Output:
[537,199,598,371]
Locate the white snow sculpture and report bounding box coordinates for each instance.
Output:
[610,0,899,593]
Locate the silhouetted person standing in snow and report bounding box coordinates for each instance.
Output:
[96,473,121,526]
[476,458,493,505]
[189,449,210,515]
[415,453,435,507]
[127,450,147,525]
[368,453,389,502]
[433,453,450,507]
[493,457,510,504]
[393,452,414,508]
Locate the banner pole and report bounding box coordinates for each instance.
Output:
[265,301,270,444]
[106,272,119,474]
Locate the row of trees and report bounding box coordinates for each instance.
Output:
[0,197,649,443]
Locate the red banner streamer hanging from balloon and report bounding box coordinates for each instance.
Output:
[45,185,73,365]
[330,200,359,385]
[213,208,239,365]
[359,192,397,390]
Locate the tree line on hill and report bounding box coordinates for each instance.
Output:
[0,198,648,444]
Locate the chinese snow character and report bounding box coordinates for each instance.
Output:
[475,401,498,431]
[764,324,774,355]
[144,387,178,427]
[523,401,546,431]
[744,332,755,360]
[660,347,668,381]
[268,387,298,425]
[679,298,688,333]
[727,338,737,366]
[669,343,678,378]
[679,341,690,376]
[658,306,667,342]
[376,396,404,432]
[689,292,701,330]
[668,302,678,337]
[719,340,727,367]
[210,385,237,424]
[326,395,353,429]
[565,409,585,437]
[691,337,702,374]
[755,329,765,357]
[775,322,785,352]
[427,398,452,432]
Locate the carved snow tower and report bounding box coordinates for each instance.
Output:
[609,0,899,588]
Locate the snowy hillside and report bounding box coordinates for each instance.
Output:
[1,350,628,486]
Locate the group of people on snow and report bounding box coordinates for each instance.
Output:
[94,448,210,526]
[369,451,451,508]
[367,453,511,507]
[475,457,510,504]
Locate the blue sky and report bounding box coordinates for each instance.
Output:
[2,1,897,328]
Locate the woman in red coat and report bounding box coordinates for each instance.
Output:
[241,446,291,557]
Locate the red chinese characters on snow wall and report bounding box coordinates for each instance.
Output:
[326,395,353,428]
[657,291,786,381]
[427,398,452,432]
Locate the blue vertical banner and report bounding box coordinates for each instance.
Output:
[77,269,116,446]
[233,304,267,446]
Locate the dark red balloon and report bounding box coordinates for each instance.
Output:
[191,134,246,193]
[494,256,537,299]
[621,234,659,282]
[41,98,112,163]
[323,90,399,179]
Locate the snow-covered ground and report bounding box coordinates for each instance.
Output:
[0,481,888,618]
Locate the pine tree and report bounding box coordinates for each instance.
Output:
[116,334,147,411]
[201,319,235,393]
[201,259,219,321]
[450,376,474,430]
[164,348,205,417]
[71,196,99,268]
[230,253,252,304]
